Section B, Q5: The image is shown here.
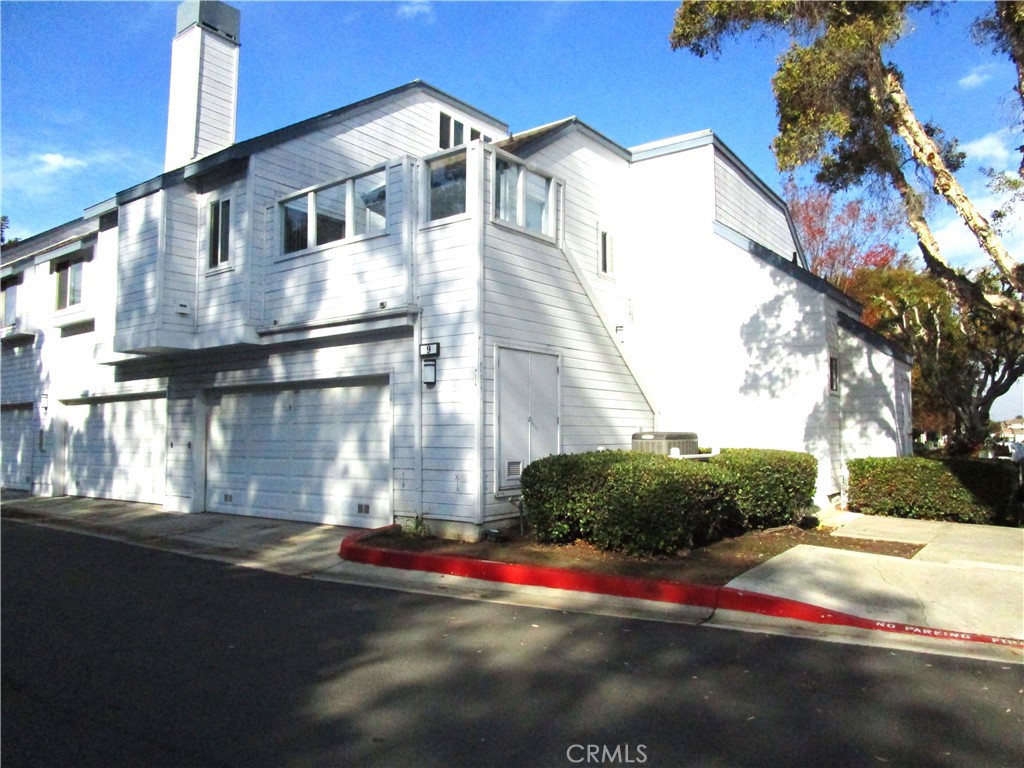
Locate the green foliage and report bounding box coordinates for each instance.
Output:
[520,451,631,543]
[709,449,817,528]
[588,458,739,557]
[848,457,1021,525]
[522,448,819,557]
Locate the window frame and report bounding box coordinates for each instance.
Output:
[829,355,840,394]
[278,165,389,259]
[439,111,491,149]
[599,230,615,277]
[54,257,85,312]
[424,149,470,225]
[208,197,232,271]
[490,150,561,241]
[1,273,21,327]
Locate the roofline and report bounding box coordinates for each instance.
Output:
[118,80,510,204]
[499,117,632,162]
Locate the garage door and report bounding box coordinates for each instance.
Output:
[205,384,391,527]
[1,404,35,490]
[64,396,167,503]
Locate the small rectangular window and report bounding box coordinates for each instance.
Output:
[600,231,614,275]
[829,356,840,393]
[524,171,549,234]
[428,152,467,221]
[209,199,230,268]
[1,275,20,326]
[439,113,452,150]
[453,120,464,147]
[55,259,83,311]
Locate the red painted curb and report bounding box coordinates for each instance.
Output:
[339,527,1024,650]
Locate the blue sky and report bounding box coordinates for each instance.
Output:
[2,0,1021,415]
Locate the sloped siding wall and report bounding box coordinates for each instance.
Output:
[715,154,799,262]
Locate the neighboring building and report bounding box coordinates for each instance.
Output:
[0,2,911,537]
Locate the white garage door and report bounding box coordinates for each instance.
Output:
[64,396,167,503]
[1,404,35,490]
[206,384,392,527]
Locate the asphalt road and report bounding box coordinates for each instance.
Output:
[2,520,1022,768]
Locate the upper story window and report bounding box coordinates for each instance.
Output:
[54,257,84,311]
[208,198,231,269]
[493,155,559,238]
[1,274,21,326]
[281,166,387,256]
[427,151,467,222]
[439,111,491,149]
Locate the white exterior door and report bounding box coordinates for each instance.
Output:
[496,348,560,490]
[1,404,35,490]
[64,396,167,503]
[205,384,392,527]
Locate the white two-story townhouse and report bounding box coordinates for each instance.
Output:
[1,1,911,538]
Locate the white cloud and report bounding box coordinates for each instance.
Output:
[36,152,88,173]
[397,1,434,21]
[962,132,1012,166]
[958,64,996,90]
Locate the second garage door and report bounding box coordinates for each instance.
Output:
[206,384,392,527]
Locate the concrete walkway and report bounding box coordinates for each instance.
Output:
[3,493,1022,663]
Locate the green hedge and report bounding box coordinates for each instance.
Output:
[848,457,1021,525]
[588,458,739,557]
[521,448,818,557]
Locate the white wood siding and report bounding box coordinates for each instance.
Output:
[415,214,482,524]
[115,192,163,351]
[194,31,238,158]
[715,154,798,261]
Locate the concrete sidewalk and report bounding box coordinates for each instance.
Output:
[3,493,1022,662]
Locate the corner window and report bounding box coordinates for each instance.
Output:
[492,154,558,238]
[1,274,21,326]
[54,258,84,311]
[209,199,231,269]
[281,166,388,255]
[428,151,467,221]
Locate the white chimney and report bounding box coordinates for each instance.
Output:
[164,1,240,171]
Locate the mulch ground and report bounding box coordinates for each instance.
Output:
[366,524,924,587]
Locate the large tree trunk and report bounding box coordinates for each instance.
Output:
[878,68,1024,317]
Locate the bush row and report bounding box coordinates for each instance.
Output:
[520,449,817,557]
[848,457,1022,526]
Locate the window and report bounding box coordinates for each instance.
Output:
[428,152,467,221]
[492,155,558,238]
[439,111,490,149]
[281,166,387,255]
[208,199,231,269]
[54,258,84,311]
[600,231,614,275]
[1,275,20,326]
[829,356,840,393]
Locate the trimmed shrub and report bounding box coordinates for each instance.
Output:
[521,450,631,543]
[847,457,1019,525]
[709,449,817,529]
[588,457,739,557]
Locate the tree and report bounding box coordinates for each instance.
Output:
[783,176,906,293]
[851,265,1024,453]
[669,1,1024,320]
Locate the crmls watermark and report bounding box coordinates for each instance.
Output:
[566,744,648,764]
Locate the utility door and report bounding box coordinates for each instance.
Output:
[496,348,559,491]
